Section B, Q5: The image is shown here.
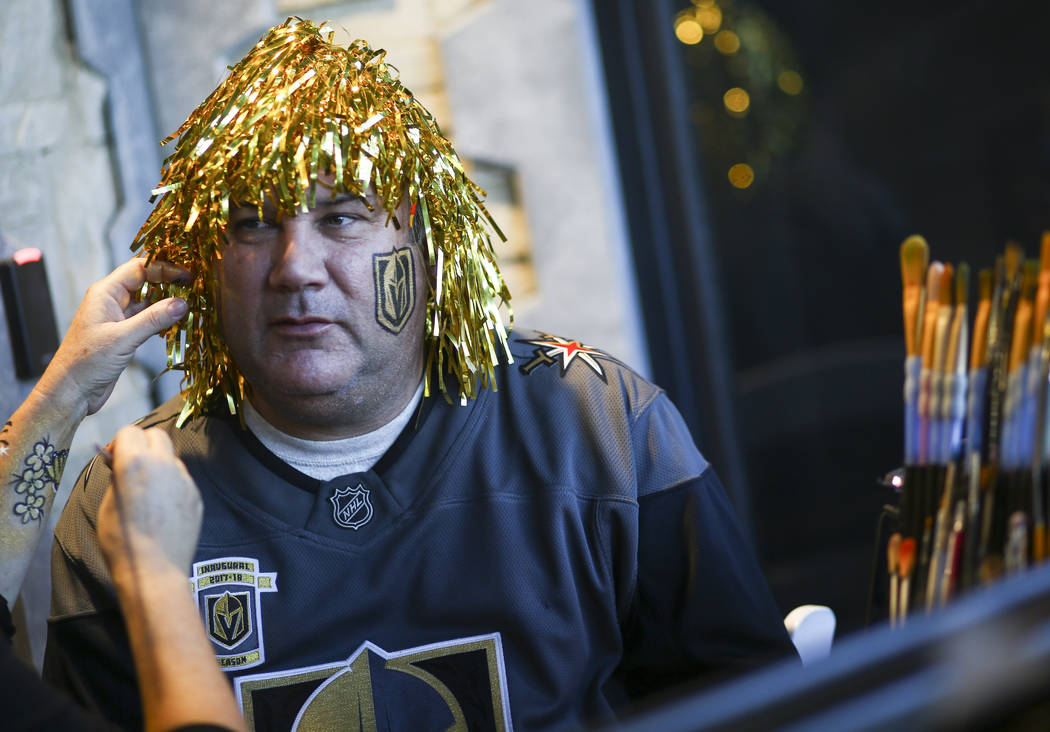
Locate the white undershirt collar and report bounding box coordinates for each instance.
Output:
[242,382,424,481]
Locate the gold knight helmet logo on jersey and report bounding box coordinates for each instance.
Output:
[209,590,250,647]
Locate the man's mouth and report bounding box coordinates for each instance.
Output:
[270,316,334,336]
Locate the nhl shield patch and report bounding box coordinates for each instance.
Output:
[330,483,374,530]
[189,557,277,670]
[373,246,415,334]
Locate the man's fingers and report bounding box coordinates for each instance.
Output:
[119,297,189,345]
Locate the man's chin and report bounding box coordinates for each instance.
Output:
[264,378,348,399]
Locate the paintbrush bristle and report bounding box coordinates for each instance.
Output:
[899,537,917,578]
[1022,260,1038,299]
[888,533,901,574]
[926,261,944,302]
[1041,232,1050,271]
[956,263,969,308]
[901,235,930,356]
[939,264,954,305]
[1005,242,1023,281]
[921,262,946,364]
[900,235,929,287]
[970,269,994,370]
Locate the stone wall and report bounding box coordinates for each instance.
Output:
[0,0,158,667]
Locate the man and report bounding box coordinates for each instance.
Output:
[45,19,794,730]
[0,257,244,731]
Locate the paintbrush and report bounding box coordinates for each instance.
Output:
[941,499,966,605]
[930,264,955,468]
[944,264,970,466]
[979,247,1021,578]
[888,532,901,627]
[902,236,930,466]
[1005,511,1029,574]
[1025,241,1050,563]
[916,515,934,608]
[95,442,114,468]
[940,266,969,597]
[900,237,930,588]
[926,465,954,611]
[919,262,946,467]
[1033,233,1050,348]
[1003,262,1036,475]
[962,269,993,588]
[1012,264,1038,546]
[899,537,917,623]
[1022,237,1050,563]
[914,264,950,603]
[1030,299,1050,563]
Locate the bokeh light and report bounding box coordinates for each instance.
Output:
[778,70,804,95]
[696,3,723,34]
[678,0,806,190]
[714,29,740,54]
[728,163,754,188]
[723,86,750,115]
[675,14,704,45]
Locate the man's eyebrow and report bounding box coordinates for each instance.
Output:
[313,193,373,208]
[229,198,274,212]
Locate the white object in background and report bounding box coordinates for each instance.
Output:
[784,605,836,666]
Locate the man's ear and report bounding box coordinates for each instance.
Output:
[411,201,427,248]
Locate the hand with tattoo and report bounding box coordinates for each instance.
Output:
[35,258,192,419]
[0,258,191,604]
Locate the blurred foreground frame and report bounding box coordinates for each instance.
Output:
[614,560,1050,731]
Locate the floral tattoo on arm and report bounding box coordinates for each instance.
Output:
[8,432,68,524]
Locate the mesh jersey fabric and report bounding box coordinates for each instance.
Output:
[45,328,794,731]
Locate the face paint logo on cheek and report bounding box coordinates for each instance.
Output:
[373,247,416,334]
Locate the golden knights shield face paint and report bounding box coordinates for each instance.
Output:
[373,247,416,335]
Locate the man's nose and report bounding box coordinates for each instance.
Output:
[268,219,327,290]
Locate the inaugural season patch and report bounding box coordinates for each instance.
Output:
[189,557,278,670]
[235,633,513,732]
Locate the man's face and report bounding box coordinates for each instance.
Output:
[217,185,426,439]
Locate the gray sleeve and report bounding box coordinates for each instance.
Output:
[49,454,117,618]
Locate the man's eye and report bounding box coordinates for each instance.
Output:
[321,213,359,227]
[229,217,275,239]
[233,218,270,230]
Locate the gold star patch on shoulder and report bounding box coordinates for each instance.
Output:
[518,332,609,382]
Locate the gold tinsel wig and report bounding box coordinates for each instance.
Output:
[132,18,512,426]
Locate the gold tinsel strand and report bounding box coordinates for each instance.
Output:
[132,18,512,425]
